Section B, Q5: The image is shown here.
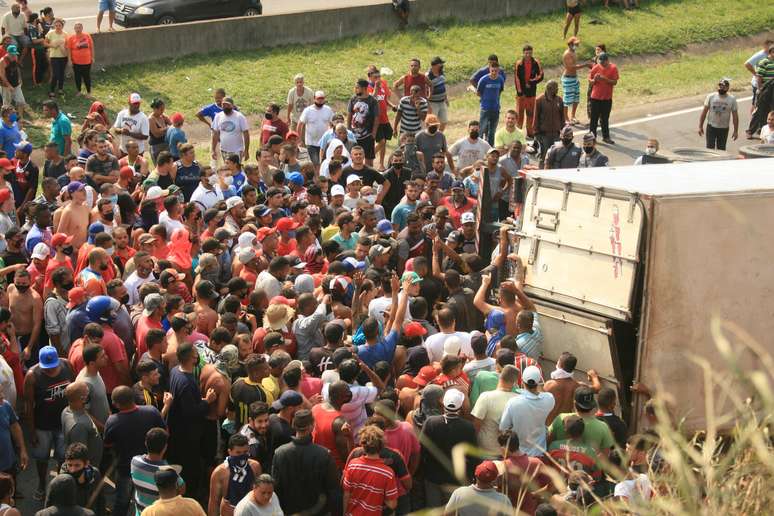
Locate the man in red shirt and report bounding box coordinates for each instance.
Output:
[588,53,619,144]
[135,293,165,358]
[501,432,551,513]
[43,232,74,298]
[84,296,131,393]
[393,58,430,99]
[440,181,478,229]
[367,66,397,170]
[342,424,398,515]
[312,380,353,473]
[260,103,288,145]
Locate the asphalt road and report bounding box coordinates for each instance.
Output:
[41,0,390,32]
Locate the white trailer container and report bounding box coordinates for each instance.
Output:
[512,158,774,431]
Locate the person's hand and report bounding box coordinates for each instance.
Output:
[205,388,216,403]
[732,130,738,141]
[698,126,704,137]
[433,236,442,253]
[587,369,598,382]
[163,392,173,407]
[402,276,413,292]
[308,393,323,405]
[424,226,437,240]
[322,294,332,305]
[121,127,130,135]
[211,150,218,160]
[630,382,650,396]
[22,345,31,362]
[481,273,491,286]
[352,271,365,288]
[390,273,400,294]
[474,160,484,169]
[19,449,28,470]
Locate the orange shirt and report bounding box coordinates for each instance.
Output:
[276,238,297,257]
[67,33,93,65]
[44,257,74,291]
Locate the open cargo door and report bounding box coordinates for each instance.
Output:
[516,179,645,322]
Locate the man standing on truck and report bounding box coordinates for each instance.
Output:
[698,79,739,150]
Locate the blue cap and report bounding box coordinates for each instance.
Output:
[86,295,114,324]
[5,44,18,57]
[255,205,271,217]
[38,345,60,369]
[376,219,393,235]
[271,390,303,410]
[342,257,366,271]
[288,172,304,186]
[87,222,105,244]
[14,141,32,155]
[451,180,465,190]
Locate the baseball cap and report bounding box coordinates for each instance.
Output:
[256,226,277,242]
[38,345,60,369]
[287,172,304,186]
[574,386,597,412]
[195,280,219,301]
[5,44,19,56]
[237,247,257,264]
[443,336,462,357]
[425,114,441,127]
[170,112,184,125]
[522,365,543,388]
[401,271,422,284]
[461,212,475,225]
[272,390,303,411]
[330,184,345,197]
[142,293,165,316]
[443,388,465,411]
[270,295,296,307]
[66,287,87,309]
[203,208,225,224]
[146,186,168,200]
[138,233,156,245]
[0,188,11,204]
[119,166,135,180]
[14,141,32,155]
[288,256,306,270]
[413,365,438,387]
[486,147,500,156]
[368,244,391,259]
[376,219,393,235]
[128,92,142,104]
[583,132,596,143]
[254,204,271,218]
[403,321,427,338]
[314,90,326,99]
[31,242,50,260]
[475,461,499,484]
[451,180,464,190]
[67,181,86,194]
[346,174,362,186]
[446,230,463,244]
[286,131,300,140]
[343,257,366,271]
[225,196,244,211]
[276,217,300,232]
[0,159,12,171]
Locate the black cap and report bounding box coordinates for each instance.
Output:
[431,56,445,66]
[357,78,370,88]
[264,331,284,351]
[201,237,221,253]
[203,208,224,224]
[195,280,219,300]
[574,386,597,412]
[331,347,353,367]
[268,134,284,146]
[307,184,322,197]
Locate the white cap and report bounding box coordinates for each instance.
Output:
[226,196,244,210]
[461,212,475,225]
[314,90,325,99]
[128,92,142,104]
[442,336,462,357]
[146,186,168,200]
[522,365,543,387]
[443,388,465,411]
[237,247,257,264]
[31,242,50,260]
[346,174,362,186]
[331,184,345,197]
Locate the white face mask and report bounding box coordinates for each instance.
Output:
[646,147,657,155]
[208,175,219,187]
[104,247,114,256]
[364,194,377,204]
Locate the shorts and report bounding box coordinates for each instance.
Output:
[29,429,65,462]
[561,75,580,106]
[1,85,26,108]
[11,35,31,49]
[99,0,115,11]
[307,145,321,166]
[429,101,448,124]
[375,123,394,142]
[357,135,376,160]
[567,4,582,15]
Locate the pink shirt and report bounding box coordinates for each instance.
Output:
[384,421,420,466]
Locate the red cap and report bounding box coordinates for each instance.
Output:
[170,112,184,125]
[0,188,11,204]
[51,233,74,248]
[276,217,300,233]
[403,321,427,338]
[270,295,296,307]
[66,287,87,309]
[120,165,134,179]
[474,461,499,483]
[0,158,14,171]
[413,365,438,387]
[256,226,277,242]
[285,131,300,140]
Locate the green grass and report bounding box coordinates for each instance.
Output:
[21,0,774,131]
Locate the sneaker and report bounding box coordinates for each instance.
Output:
[602,138,616,145]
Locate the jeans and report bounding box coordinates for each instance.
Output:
[50,57,68,93]
[113,470,133,516]
[706,125,729,150]
[73,63,92,93]
[479,109,499,146]
[535,133,558,168]
[589,98,613,139]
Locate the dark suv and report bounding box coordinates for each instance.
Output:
[114,0,263,27]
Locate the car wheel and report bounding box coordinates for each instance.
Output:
[244,7,261,16]
[157,15,175,25]
[738,144,774,159]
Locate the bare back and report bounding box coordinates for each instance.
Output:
[195,302,218,335]
[200,365,229,420]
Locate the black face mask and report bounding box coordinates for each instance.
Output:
[62,246,74,256]
[469,131,479,139]
[314,102,325,107]
[264,112,274,120]
[222,107,233,115]
[393,163,403,169]
[14,284,29,293]
[99,263,109,271]
[583,146,594,154]
[428,126,438,134]
[61,281,74,290]
[103,212,114,222]
[562,138,574,146]
[422,211,433,220]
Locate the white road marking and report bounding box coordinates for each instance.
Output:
[65,15,98,20]
[612,96,753,128]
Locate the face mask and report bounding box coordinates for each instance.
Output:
[104,247,114,256]
[9,113,17,123]
[314,102,325,107]
[120,294,130,305]
[264,112,274,120]
[110,194,118,205]
[562,137,574,145]
[207,175,219,187]
[14,284,29,293]
[61,281,74,290]
[364,194,377,204]
[646,147,657,155]
[583,146,594,154]
[103,212,114,222]
[62,246,74,256]
[428,126,438,134]
[100,262,110,271]
[223,176,234,186]
[222,107,233,115]
[469,130,479,139]
[393,163,403,169]
[152,269,160,280]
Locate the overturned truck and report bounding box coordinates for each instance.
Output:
[508,158,774,432]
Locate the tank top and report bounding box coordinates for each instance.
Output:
[33,362,74,431]
[148,117,167,145]
[4,60,19,88]
[224,455,255,507]
[427,70,447,103]
[312,404,346,470]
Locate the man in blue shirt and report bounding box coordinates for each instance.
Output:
[196,87,226,127]
[356,274,411,369]
[0,106,21,159]
[476,63,506,146]
[469,54,507,89]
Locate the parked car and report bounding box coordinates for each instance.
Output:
[114,0,263,27]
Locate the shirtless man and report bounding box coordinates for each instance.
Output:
[208,433,262,516]
[561,37,592,126]
[194,280,219,337]
[8,269,43,364]
[56,182,91,250]
[473,275,523,337]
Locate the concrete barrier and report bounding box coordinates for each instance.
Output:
[90,0,565,68]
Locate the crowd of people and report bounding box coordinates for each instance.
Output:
[0,1,771,516]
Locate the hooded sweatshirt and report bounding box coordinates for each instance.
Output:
[36,474,95,516]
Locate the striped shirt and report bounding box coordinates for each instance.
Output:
[130,455,181,514]
[343,455,398,516]
[516,313,544,360]
[427,70,447,103]
[397,95,428,135]
[756,57,774,84]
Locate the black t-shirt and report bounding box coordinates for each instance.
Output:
[420,414,477,484]
[104,405,165,473]
[230,378,270,427]
[348,94,379,138]
[268,414,293,453]
[598,413,628,448]
[85,154,119,178]
[381,166,412,217]
[44,159,67,180]
[339,165,385,188]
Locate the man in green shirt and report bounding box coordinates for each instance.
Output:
[748,44,774,137]
[42,100,72,156]
[547,386,615,459]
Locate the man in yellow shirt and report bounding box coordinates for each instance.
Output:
[494,109,526,155]
[141,467,205,516]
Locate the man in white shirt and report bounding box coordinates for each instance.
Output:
[113,93,150,154]
[190,167,224,211]
[159,196,185,236]
[211,96,250,162]
[297,91,334,168]
[124,250,154,306]
[449,120,491,170]
[471,364,519,457]
[423,307,472,362]
[499,366,555,457]
[286,73,314,130]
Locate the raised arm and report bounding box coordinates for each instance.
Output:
[389,276,412,334]
[473,274,497,315]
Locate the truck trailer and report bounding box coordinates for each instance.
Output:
[511,158,774,432]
